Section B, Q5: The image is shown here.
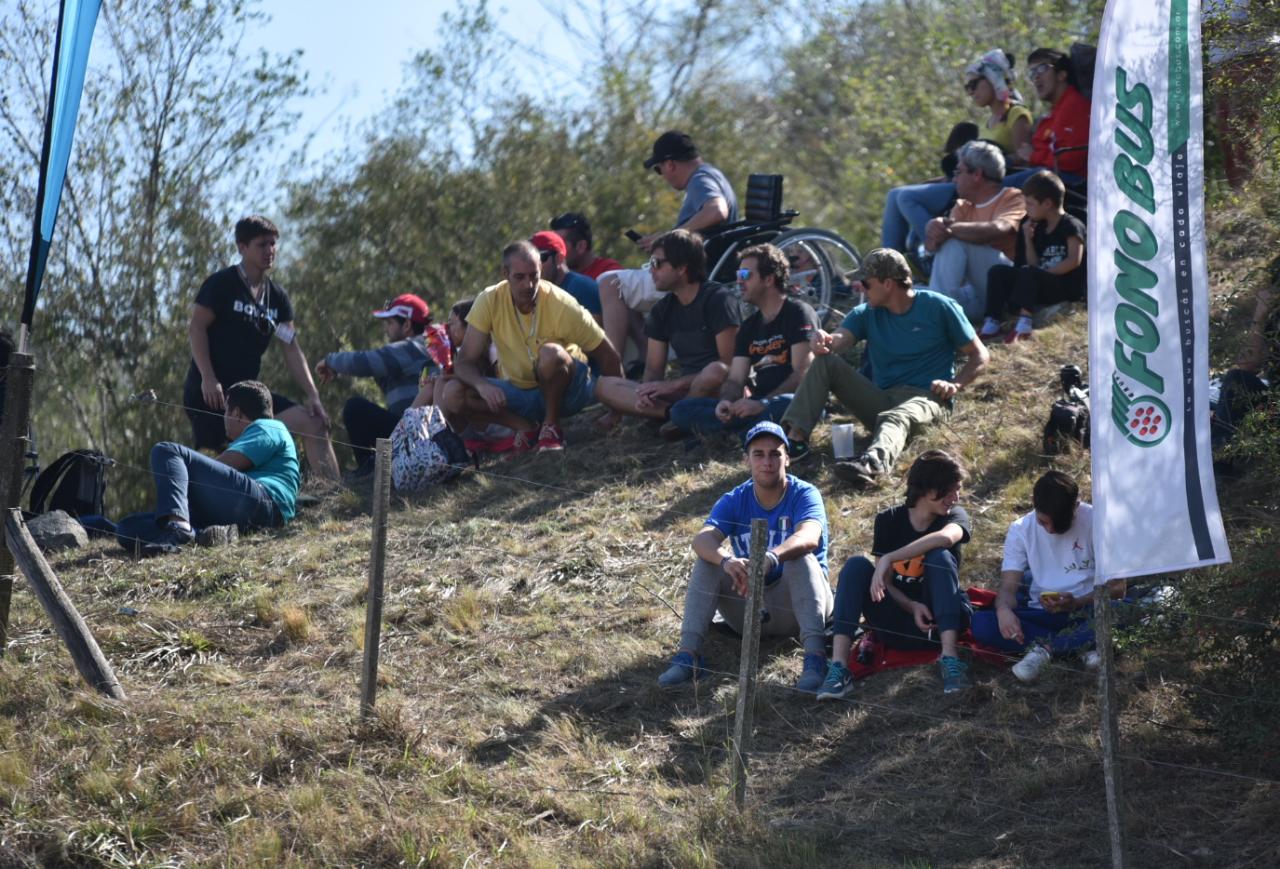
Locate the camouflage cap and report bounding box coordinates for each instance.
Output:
[846,248,912,283]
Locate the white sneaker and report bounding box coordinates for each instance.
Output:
[1082,649,1102,671]
[1012,645,1051,683]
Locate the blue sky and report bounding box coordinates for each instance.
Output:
[244,0,613,165]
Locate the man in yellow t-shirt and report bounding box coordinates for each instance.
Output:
[439,241,622,452]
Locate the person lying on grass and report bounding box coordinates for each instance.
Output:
[969,470,1125,683]
[657,421,834,692]
[817,450,974,700]
[144,380,299,554]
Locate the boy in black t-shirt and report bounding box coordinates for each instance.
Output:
[184,216,339,481]
[817,450,975,699]
[980,170,1086,342]
[594,230,739,428]
[669,243,819,437]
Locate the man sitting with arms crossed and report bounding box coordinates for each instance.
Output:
[667,243,819,437]
[439,241,621,453]
[656,421,834,692]
[780,248,990,488]
[594,230,739,431]
[922,140,1026,321]
[598,131,738,365]
[144,380,299,554]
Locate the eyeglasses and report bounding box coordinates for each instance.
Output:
[1028,62,1052,80]
[736,268,753,281]
[649,256,669,270]
[964,78,982,93]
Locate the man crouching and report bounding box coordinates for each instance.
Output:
[657,421,834,692]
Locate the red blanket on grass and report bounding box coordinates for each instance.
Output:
[846,587,1009,677]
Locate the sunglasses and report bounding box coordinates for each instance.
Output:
[649,256,669,270]
[736,268,753,281]
[538,249,556,262]
[964,78,982,93]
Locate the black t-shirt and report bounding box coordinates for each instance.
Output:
[187,266,295,386]
[735,296,820,397]
[1017,213,1087,295]
[871,504,972,597]
[644,282,741,376]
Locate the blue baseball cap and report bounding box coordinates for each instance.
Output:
[743,421,790,451]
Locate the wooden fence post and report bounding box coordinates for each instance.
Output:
[731,518,768,810]
[1094,583,1126,868]
[359,437,393,718]
[0,352,36,657]
[4,509,125,699]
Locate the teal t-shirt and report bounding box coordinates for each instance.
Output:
[840,290,976,391]
[228,418,300,522]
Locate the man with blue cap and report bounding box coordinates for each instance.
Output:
[657,421,834,692]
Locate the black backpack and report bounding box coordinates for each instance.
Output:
[28,449,112,517]
[1043,365,1091,455]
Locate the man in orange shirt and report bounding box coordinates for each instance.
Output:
[923,141,1026,321]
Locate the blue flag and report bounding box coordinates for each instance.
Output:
[22,0,102,331]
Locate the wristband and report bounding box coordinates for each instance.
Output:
[765,551,780,570]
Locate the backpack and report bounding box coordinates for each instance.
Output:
[1043,364,1090,455]
[390,405,471,492]
[28,449,112,517]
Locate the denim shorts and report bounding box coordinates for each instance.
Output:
[486,360,595,425]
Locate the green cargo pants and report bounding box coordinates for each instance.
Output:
[780,353,949,467]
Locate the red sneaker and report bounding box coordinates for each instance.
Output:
[536,423,565,452]
[492,428,538,454]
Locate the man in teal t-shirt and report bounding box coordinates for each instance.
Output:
[780,248,990,488]
[144,380,299,553]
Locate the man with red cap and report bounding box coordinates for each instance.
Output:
[315,293,445,477]
[530,230,602,321]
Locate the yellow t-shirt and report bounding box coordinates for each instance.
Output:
[985,104,1033,155]
[467,280,605,389]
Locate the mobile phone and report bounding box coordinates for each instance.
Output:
[625,229,643,243]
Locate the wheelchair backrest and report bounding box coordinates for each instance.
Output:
[745,174,784,223]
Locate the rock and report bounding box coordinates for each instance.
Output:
[197,525,239,547]
[26,510,89,552]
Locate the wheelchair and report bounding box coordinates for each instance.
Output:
[701,174,863,327]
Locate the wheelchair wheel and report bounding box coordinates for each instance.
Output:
[772,228,862,327]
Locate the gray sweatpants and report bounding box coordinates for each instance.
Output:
[678,554,834,656]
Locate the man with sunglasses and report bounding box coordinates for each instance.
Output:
[597,131,738,370]
[184,216,340,481]
[667,243,819,438]
[439,241,622,452]
[594,230,739,429]
[1004,47,1091,188]
[530,231,602,321]
[548,212,621,281]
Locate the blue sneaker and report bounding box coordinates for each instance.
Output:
[939,655,971,694]
[795,653,829,693]
[816,660,856,701]
[657,651,706,688]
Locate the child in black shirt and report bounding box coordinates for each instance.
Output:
[817,450,975,699]
[980,170,1086,342]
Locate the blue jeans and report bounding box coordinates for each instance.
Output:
[832,552,970,650]
[485,361,594,426]
[667,395,792,436]
[969,605,1101,654]
[881,181,956,253]
[150,442,279,530]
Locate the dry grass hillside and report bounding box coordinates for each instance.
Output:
[2,209,1279,867]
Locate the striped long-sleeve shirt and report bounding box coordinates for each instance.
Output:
[323,336,432,415]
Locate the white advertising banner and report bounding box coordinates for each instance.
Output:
[1089,0,1231,580]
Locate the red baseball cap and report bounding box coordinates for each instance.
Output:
[529,230,567,258]
[372,293,430,325]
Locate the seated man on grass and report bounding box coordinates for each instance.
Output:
[144,380,299,553]
[594,229,739,434]
[440,241,622,453]
[667,243,818,439]
[657,421,834,692]
[818,450,973,699]
[780,248,990,488]
[970,471,1125,683]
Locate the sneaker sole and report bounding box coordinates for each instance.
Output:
[815,684,855,701]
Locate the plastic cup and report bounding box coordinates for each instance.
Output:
[831,423,856,459]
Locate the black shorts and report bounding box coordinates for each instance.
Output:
[182,377,297,451]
